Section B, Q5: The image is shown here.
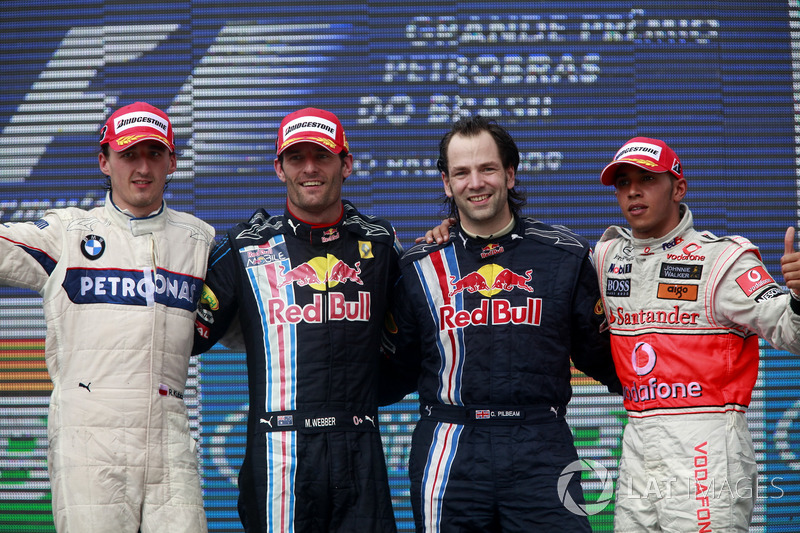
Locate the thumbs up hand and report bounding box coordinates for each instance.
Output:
[781,227,800,296]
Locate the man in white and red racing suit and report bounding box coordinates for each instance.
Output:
[0,102,213,532]
[596,136,800,532]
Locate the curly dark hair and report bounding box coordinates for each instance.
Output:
[436,115,525,220]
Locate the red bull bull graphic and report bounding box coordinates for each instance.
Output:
[490,267,534,292]
[448,271,489,295]
[278,262,321,288]
[449,264,533,297]
[278,255,362,290]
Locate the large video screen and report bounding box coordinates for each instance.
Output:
[2,1,799,531]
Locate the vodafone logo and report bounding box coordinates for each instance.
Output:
[622,341,704,405]
[682,242,702,255]
[735,266,775,297]
[666,241,705,261]
[631,341,656,376]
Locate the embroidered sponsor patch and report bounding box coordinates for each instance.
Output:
[735,266,775,297]
[660,262,702,280]
[81,234,105,260]
[606,278,630,297]
[754,286,783,303]
[608,263,632,275]
[62,267,202,311]
[656,283,698,301]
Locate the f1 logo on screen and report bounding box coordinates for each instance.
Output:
[2,4,800,532]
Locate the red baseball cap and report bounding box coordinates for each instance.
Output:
[276,108,349,156]
[600,137,683,186]
[99,102,175,152]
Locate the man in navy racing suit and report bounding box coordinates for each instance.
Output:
[382,116,621,532]
[193,108,401,533]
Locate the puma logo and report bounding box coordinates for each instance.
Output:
[79,382,92,392]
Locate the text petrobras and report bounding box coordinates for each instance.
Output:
[62,267,202,312]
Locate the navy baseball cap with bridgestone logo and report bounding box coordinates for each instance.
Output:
[99,102,175,152]
[600,137,683,186]
[276,108,349,156]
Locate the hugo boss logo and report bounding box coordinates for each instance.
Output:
[81,235,105,260]
[606,278,630,297]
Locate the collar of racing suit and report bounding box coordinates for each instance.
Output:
[283,203,347,245]
[454,215,524,254]
[105,191,168,236]
[599,203,692,256]
[461,215,515,241]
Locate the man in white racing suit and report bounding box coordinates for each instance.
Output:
[0,102,213,532]
[595,136,800,532]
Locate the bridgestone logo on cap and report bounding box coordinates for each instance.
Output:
[615,142,662,161]
[114,111,169,135]
[283,117,337,140]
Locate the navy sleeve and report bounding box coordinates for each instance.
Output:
[570,252,622,394]
[192,233,241,355]
[378,270,422,405]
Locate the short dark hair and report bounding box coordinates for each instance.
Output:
[437,115,525,219]
[100,144,112,191]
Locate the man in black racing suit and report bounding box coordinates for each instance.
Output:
[382,116,621,532]
[193,108,401,533]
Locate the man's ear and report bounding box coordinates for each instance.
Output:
[98,152,110,176]
[673,178,687,202]
[442,172,453,198]
[506,166,516,190]
[274,158,287,183]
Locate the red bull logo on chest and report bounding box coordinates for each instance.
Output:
[442,264,540,330]
[267,254,369,324]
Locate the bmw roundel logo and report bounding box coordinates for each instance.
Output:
[81,234,105,260]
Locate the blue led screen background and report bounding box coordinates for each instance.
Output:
[2,1,800,531]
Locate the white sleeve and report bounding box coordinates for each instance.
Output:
[715,250,800,354]
[0,213,63,292]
